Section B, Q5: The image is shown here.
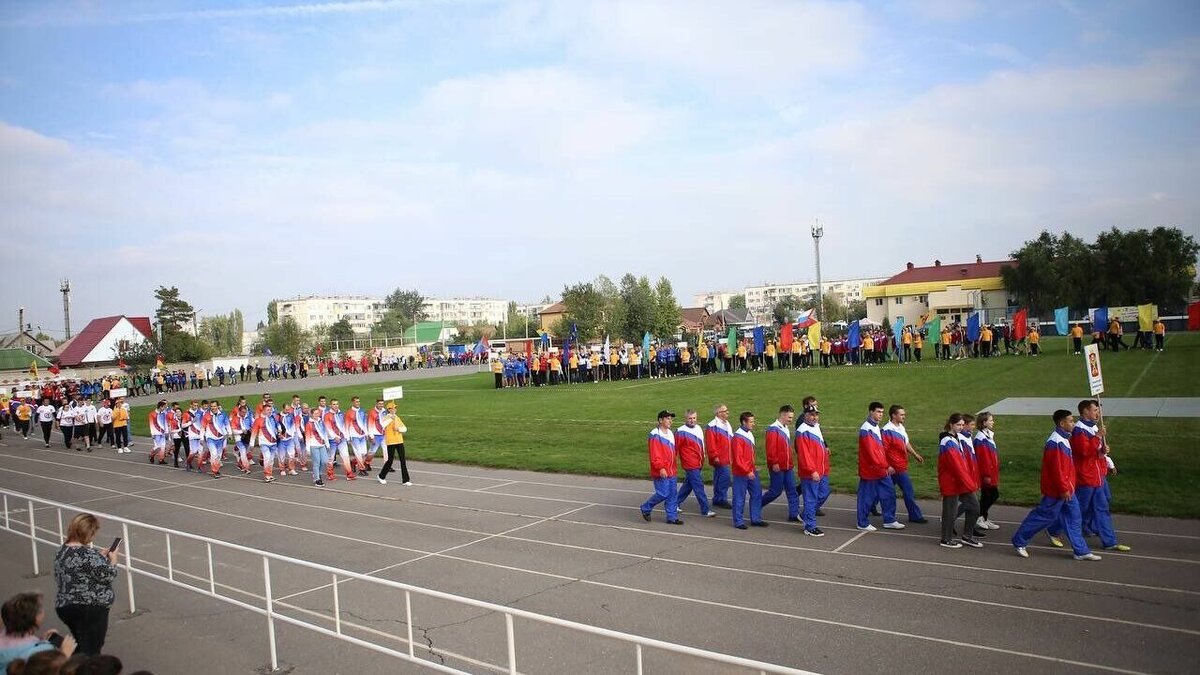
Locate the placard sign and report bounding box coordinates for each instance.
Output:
[382,386,404,401]
[1082,344,1104,396]
[109,387,129,398]
[15,390,34,399]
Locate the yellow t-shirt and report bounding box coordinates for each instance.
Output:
[113,407,129,428]
[820,339,831,354]
[384,414,406,445]
[491,360,503,374]
[1070,325,1083,338]
[681,349,691,364]
[736,344,746,358]
[1154,321,1165,335]
[902,331,912,345]
[1029,330,1040,344]
[569,354,578,368]
[698,344,709,359]
[863,336,874,350]
[941,330,951,345]
[17,403,31,421]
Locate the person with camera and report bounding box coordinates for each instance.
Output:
[54,514,119,656]
[0,592,76,670]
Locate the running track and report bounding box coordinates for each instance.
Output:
[0,434,1197,674]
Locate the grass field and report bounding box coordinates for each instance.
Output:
[131,333,1200,518]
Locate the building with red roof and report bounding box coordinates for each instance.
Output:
[865,256,1017,327]
[51,316,154,367]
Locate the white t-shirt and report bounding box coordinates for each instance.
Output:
[83,404,98,423]
[97,407,113,425]
[57,406,75,426]
[73,407,87,425]
[36,405,57,422]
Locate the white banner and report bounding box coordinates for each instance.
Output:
[1089,306,1139,324]
[109,387,129,398]
[15,390,33,399]
[382,386,404,401]
[1083,344,1104,396]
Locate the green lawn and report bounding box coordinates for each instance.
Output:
[131,333,1200,518]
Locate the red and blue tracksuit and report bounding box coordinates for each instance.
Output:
[1012,428,1092,556]
[731,426,763,527]
[882,421,923,521]
[705,419,733,507]
[1050,420,1119,547]
[759,420,799,520]
[795,421,830,531]
[857,419,898,527]
[640,427,679,521]
[673,423,711,514]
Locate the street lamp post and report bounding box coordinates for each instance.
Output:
[811,220,824,321]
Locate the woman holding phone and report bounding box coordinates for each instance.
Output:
[53,514,119,655]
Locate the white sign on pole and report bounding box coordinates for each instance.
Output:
[382,386,404,401]
[1082,344,1104,396]
[15,390,34,399]
[109,387,129,398]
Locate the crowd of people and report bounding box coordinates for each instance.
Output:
[638,397,1130,559]
[2,513,148,675]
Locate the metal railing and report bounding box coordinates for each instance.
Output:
[0,487,817,675]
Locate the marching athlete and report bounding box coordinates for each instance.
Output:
[704,404,733,509]
[673,410,714,517]
[344,396,370,477]
[148,400,170,464]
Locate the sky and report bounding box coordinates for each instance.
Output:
[2,0,1197,335]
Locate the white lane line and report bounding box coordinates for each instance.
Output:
[0,476,1163,674]
[475,480,520,492]
[2,452,1196,599]
[1126,335,1170,396]
[833,530,869,553]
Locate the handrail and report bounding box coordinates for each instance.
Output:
[0,487,818,675]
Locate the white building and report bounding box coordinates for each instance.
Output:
[422,298,508,326]
[276,296,384,334]
[743,276,884,318]
[693,291,741,313]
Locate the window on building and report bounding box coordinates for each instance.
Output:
[895,297,903,305]
[919,295,927,303]
[875,299,884,306]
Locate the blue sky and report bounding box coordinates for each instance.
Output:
[2,0,1197,333]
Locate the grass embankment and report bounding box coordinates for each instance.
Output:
[131,333,1200,518]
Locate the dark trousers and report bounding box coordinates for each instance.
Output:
[494,373,503,389]
[979,486,1000,520]
[61,425,74,447]
[380,443,409,483]
[41,421,53,444]
[114,426,129,448]
[99,423,113,445]
[173,436,186,466]
[16,419,30,437]
[57,604,110,656]
[942,493,980,542]
[1073,337,1082,353]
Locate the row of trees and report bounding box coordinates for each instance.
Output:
[1002,227,1199,313]
[547,274,681,343]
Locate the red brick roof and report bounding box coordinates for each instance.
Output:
[54,316,153,367]
[880,260,1016,286]
[538,302,566,315]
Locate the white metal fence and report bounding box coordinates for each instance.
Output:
[0,488,817,675]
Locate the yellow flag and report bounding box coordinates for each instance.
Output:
[29,360,38,379]
[808,321,821,346]
[1137,304,1157,332]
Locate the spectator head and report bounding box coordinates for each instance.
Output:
[65,513,100,546]
[1,592,43,636]
[74,655,123,675]
[8,649,67,675]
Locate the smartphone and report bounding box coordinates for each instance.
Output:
[47,632,64,648]
[107,537,122,553]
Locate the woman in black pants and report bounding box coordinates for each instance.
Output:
[54,513,118,656]
[377,402,411,485]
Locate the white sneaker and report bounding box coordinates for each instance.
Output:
[1073,552,1102,561]
[985,519,1001,530]
[1012,545,1027,557]
[377,477,387,485]
[856,524,877,532]
[704,511,716,518]
[402,481,413,486]
[289,470,298,476]
[882,521,906,530]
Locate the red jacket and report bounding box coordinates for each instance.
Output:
[764,421,793,471]
[958,433,980,492]
[881,422,910,473]
[794,423,829,477]
[857,420,888,480]
[973,431,1000,487]
[731,428,757,477]
[1070,421,1105,488]
[1040,429,1076,498]
[705,420,732,467]
[675,425,705,471]
[937,433,973,496]
[647,428,677,478]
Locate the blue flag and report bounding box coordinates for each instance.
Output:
[848,320,862,349]
[753,326,765,354]
[967,312,981,343]
[1093,307,1108,333]
[892,317,905,362]
[642,331,651,365]
[263,347,273,357]
[1054,307,1069,336]
[570,322,578,345]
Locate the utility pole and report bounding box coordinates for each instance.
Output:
[60,279,71,339]
[18,307,24,334]
[811,220,824,322]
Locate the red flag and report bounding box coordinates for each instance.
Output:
[1012,308,1028,340]
[779,323,793,351]
[525,339,533,363]
[118,359,128,370]
[316,345,323,357]
[49,364,61,375]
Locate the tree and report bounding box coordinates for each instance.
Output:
[652,277,682,339]
[253,317,311,361]
[728,294,746,310]
[198,310,244,356]
[503,301,531,338]
[266,300,278,325]
[1001,231,1063,313]
[373,288,427,336]
[845,299,867,322]
[560,282,606,341]
[327,318,356,345]
[154,286,195,336]
[771,294,804,325]
[618,274,657,340]
[805,292,847,323]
